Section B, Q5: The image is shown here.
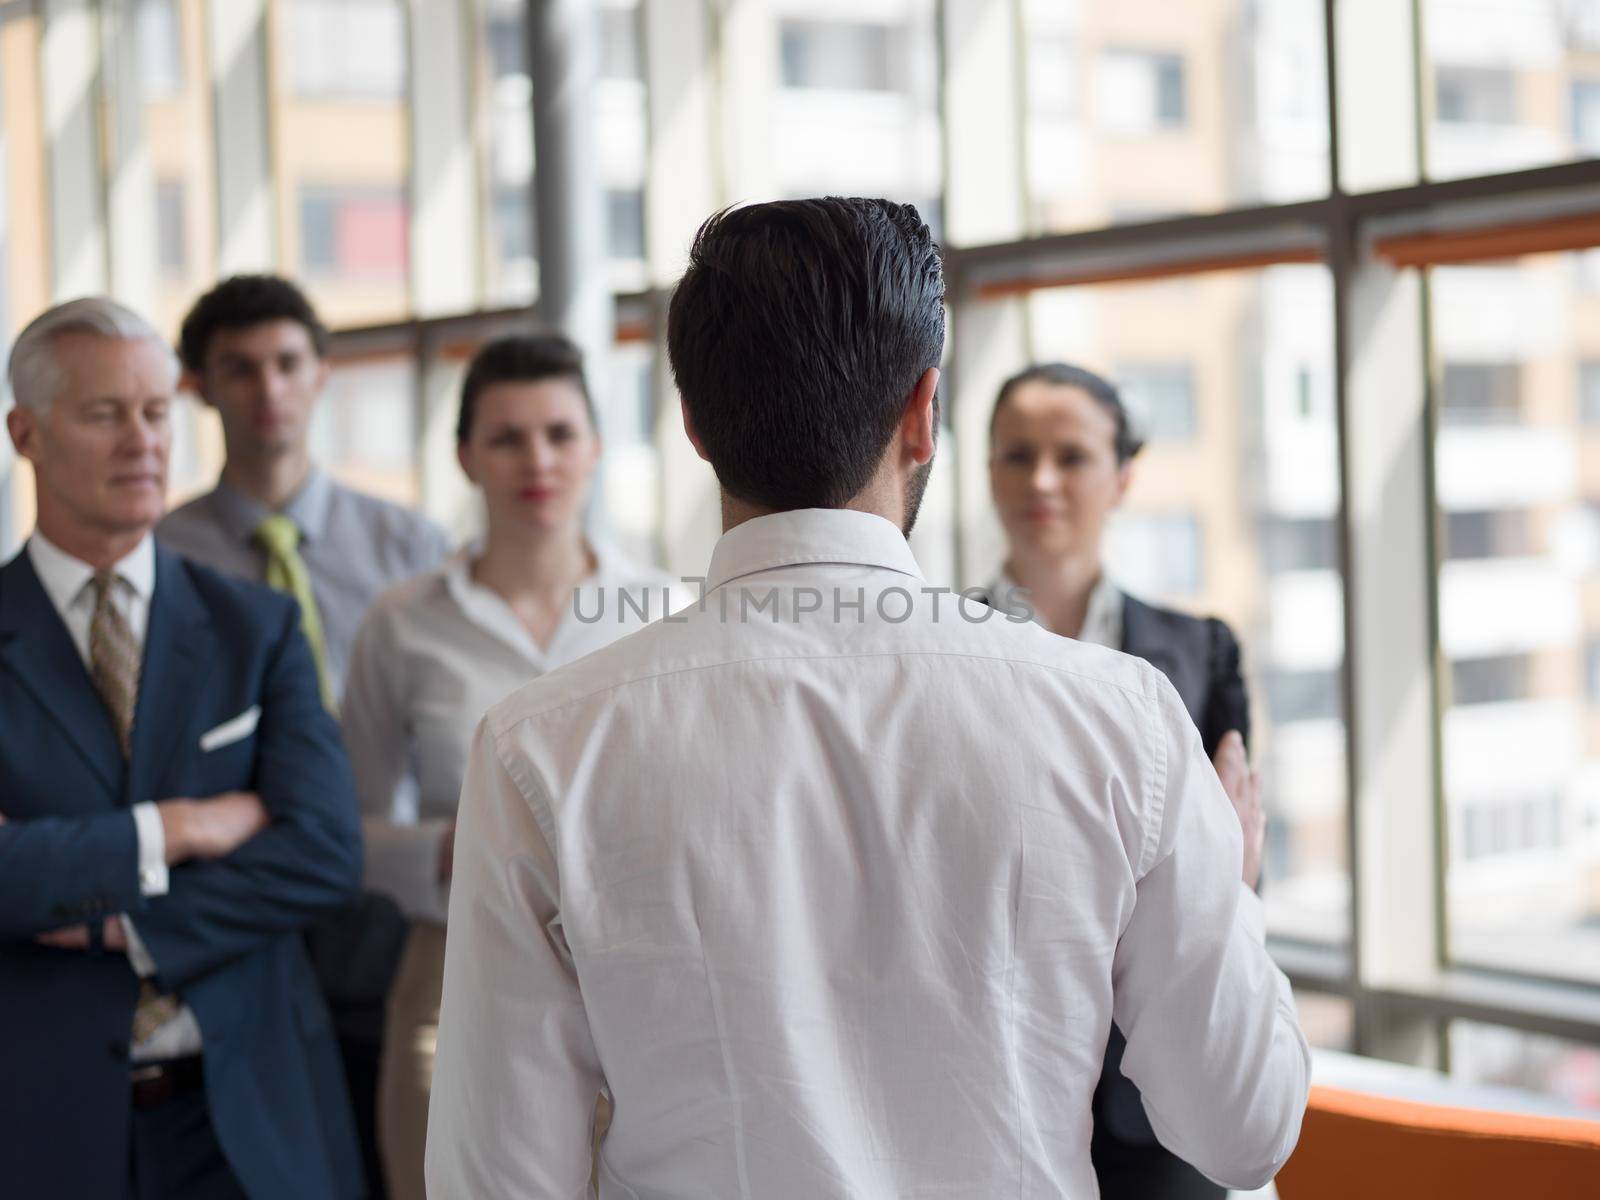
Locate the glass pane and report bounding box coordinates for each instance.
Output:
[1026,266,1349,943]
[312,357,418,505]
[138,0,216,337]
[768,0,943,240]
[1424,0,1600,181]
[479,0,647,304]
[1451,1020,1600,1113]
[1435,252,1600,985]
[595,339,660,563]
[1022,0,1330,234]
[275,0,410,325]
[1293,989,1355,1051]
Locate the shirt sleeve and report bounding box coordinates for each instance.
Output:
[130,802,169,896]
[121,915,157,977]
[1110,668,1310,1190]
[341,605,449,922]
[425,719,604,1198]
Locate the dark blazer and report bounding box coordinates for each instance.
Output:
[0,544,366,1199]
[1094,592,1250,1197]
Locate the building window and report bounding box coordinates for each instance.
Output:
[1107,511,1202,597]
[135,0,183,99]
[1449,653,1532,707]
[1026,34,1077,118]
[1439,361,1521,425]
[1097,50,1186,134]
[1261,516,1338,573]
[779,20,896,93]
[1116,362,1196,442]
[1575,81,1600,156]
[299,186,407,281]
[284,0,405,100]
[600,4,642,82]
[1262,666,1342,724]
[1445,509,1534,560]
[606,187,645,262]
[1583,362,1600,426]
[155,179,185,278]
[1434,66,1517,125]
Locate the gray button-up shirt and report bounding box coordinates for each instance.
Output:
[156,468,452,701]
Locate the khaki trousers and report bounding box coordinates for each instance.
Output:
[377,923,613,1199]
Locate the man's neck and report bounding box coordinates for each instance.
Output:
[719,480,904,535]
[33,509,147,572]
[221,449,313,512]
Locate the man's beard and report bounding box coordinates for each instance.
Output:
[901,457,934,538]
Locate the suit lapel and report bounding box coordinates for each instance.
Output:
[0,551,124,794]
[128,548,216,805]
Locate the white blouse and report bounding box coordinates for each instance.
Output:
[341,542,676,924]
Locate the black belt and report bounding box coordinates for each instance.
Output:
[130,1055,204,1110]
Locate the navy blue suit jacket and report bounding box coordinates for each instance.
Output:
[0,544,366,1199]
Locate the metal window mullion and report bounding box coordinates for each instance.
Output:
[205,0,274,273]
[40,0,107,299]
[407,0,479,318]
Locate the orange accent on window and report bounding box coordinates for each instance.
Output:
[973,245,1324,299]
[1375,214,1600,268]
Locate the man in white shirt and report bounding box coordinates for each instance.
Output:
[426,198,1311,1198]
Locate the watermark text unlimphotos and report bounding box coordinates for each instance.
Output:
[573,579,1036,625]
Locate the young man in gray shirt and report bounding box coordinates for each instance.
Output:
[158,274,450,1200]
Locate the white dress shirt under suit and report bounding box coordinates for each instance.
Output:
[427,508,1310,1199]
[26,531,202,1061]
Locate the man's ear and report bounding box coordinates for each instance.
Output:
[6,405,39,464]
[901,366,940,466]
[680,396,711,463]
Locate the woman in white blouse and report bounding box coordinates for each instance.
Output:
[341,333,672,1200]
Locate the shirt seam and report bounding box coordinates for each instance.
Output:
[1136,670,1169,880]
[490,646,1163,736]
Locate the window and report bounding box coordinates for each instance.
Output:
[1434,255,1600,986]
[1107,511,1202,596]
[779,20,896,93]
[1435,66,1519,125]
[1096,50,1186,134]
[155,179,185,277]
[284,0,405,100]
[1446,510,1534,560]
[1116,362,1195,441]
[600,4,642,82]
[1581,362,1600,425]
[1440,362,1522,425]
[1573,81,1600,155]
[298,187,407,281]
[310,357,417,505]
[134,0,183,99]
[1262,667,1342,724]
[1450,653,1533,706]
[606,187,645,262]
[1261,517,1338,573]
[1451,1022,1600,1113]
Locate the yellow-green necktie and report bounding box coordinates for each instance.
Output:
[254,514,337,713]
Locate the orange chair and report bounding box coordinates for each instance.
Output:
[1275,1084,1600,1199]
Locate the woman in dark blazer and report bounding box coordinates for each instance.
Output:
[985,361,1257,1200]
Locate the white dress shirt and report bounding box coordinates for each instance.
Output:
[988,566,1125,649]
[341,542,676,925]
[427,509,1310,1199]
[26,531,203,1060]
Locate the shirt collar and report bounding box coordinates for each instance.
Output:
[704,509,925,594]
[988,565,1123,647]
[211,466,334,545]
[28,528,156,610]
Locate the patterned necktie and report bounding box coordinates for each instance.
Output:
[254,514,337,713]
[87,570,140,757]
[87,572,182,1043]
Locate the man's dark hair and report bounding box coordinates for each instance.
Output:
[990,362,1146,465]
[457,332,595,442]
[178,274,331,372]
[666,197,945,511]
